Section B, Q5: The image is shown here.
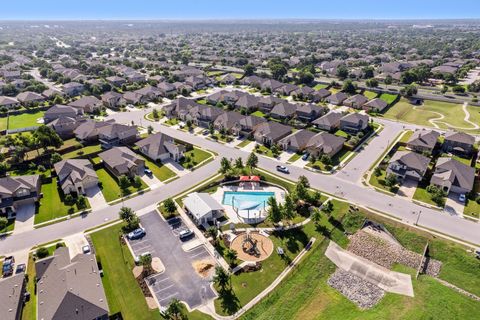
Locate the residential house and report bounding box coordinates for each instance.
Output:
[326,92,348,105]
[186,105,224,128]
[270,101,297,120]
[0,96,20,109]
[123,91,146,105]
[0,273,26,320]
[339,113,369,133]
[135,85,161,101]
[305,132,346,158]
[69,96,102,113]
[16,91,45,106]
[44,104,83,123]
[219,73,236,84]
[343,94,368,109]
[231,115,267,137]
[235,94,259,111]
[47,116,86,138]
[213,111,245,134]
[295,104,327,122]
[257,95,283,112]
[0,175,41,218]
[310,88,331,102]
[292,86,314,99]
[126,72,146,83]
[442,131,475,156]
[363,98,388,112]
[97,122,139,148]
[163,97,199,118]
[135,132,185,162]
[430,157,475,195]
[312,112,343,132]
[275,83,299,96]
[106,75,126,87]
[253,121,292,145]
[261,79,284,92]
[99,147,145,178]
[62,82,84,96]
[42,88,64,99]
[101,91,125,109]
[386,151,430,182]
[406,130,440,155]
[183,192,224,225]
[157,82,177,97]
[36,247,109,320]
[54,159,99,195]
[74,119,115,142]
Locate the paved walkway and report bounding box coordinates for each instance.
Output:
[12,203,35,234]
[85,186,108,210]
[164,160,189,177]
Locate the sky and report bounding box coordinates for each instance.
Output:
[2,0,480,20]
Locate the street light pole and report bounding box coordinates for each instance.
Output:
[415,210,422,226]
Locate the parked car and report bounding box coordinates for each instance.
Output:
[459,194,466,203]
[302,153,309,161]
[134,252,151,265]
[2,256,15,277]
[144,168,153,176]
[82,245,91,254]
[127,227,146,240]
[15,263,26,274]
[276,165,289,174]
[179,229,194,240]
[202,129,210,136]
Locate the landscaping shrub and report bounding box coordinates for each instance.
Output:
[35,247,49,259]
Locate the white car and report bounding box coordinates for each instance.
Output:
[179,229,194,240]
[459,194,466,203]
[82,245,91,254]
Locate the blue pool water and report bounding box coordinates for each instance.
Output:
[222,191,275,210]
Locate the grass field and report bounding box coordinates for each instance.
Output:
[180,147,213,169]
[384,98,479,133]
[379,93,398,105]
[242,209,480,320]
[35,178,90,224]
[96,168,148,202]
[464,198,480,218]
[0,116,7,131]
[237,139,253,148]
[21,255,36,320]
[62,144,102,159]
[412,183,443,207]
[314,83,328,90]
[363,90,378,100]
[8,110,45,130]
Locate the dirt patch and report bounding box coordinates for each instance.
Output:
[145,296,158,309]
[230,232,274,262]
[193,259,215,278]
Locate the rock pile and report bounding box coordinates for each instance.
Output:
[328,269,385,309]
[348,230,441,277]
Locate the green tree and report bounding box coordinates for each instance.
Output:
[336,65,349,80]
[384,173,398,189]
[311,208,322,224]
[225,249,238,267]
[267,196,282,223]
[36,247,49,259]
[147,125,154,134]
[213,266,230,291]
[342,79,356,94]
[384,75,393,87]
[33,125,63,153]
[76,195,87,209]
[164,298,187,320]
[282,194,296,221]
[0,216,8,231]
[220,157,231,174]
[163,198,176,214]
[244,63,256,76]
[401,84,418,97]
[50,152,62,164]
[207,226,218,244]
[234,157,244,169]
[118,175,130,190]
[246,152,258,172]
[139,254,152,275]
[366,78,378,88]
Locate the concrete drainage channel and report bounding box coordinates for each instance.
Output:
[126,211,217,309]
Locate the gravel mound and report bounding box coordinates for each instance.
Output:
[328,269,385,309]
[348,230,441,277]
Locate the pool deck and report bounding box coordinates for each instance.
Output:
[211,184,285,224]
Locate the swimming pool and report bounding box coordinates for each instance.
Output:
[222,191,275,210]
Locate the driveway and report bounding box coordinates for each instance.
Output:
[164,160,189,177]
[140,172,163,189]
[12,203,35,234]
[85,186,108,209]
[127,211,216,309]
[445,193,465,217]
[63,233,89,257]
[397,179,418,199]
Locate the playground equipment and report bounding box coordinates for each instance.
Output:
[241,230,260,257]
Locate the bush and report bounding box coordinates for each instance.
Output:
[55,242,64,248]
[35,247,49,259]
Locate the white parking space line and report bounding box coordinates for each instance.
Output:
[151,277,171,285]
[189,251,207,259]
[154,284,175,294]
[159,292,179,302]
[131,239,149,245]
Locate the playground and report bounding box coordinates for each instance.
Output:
[230,231,274,262]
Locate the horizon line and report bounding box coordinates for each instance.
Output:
[1,18,480,22]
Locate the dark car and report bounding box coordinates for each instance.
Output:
[127,227,146,240]
[2,256,15,277]
[15,263,26,274]
[144,168,153,176]
[276,165,289,174]
[302,153,309,161]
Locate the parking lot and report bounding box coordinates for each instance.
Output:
[127,211,217,309]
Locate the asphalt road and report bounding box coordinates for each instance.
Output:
[1,103,479,257]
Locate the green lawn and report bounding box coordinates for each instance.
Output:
[251,110,266,118]
[35,178,90,224]
[399,130,414,144]
[236,139,253,148]
[8,110,45,130]
[21,255,36,320]
[412,184,443,207]
[287,152,302,163]
[242,208,480,320]
[164,118,179,126]
[384,98,479,133]
[0,219,15,233]
[91,223,163,320]
[464,198,480,218]
[96,168,147,202]
[368,169,392,193]
[334,130,349,138]
[255,144,275,158]
[379,93,398,105]
[197,98,207,104]
[363,90,378,100]
[0,116,7,131]
[62,144,102,159]
[143,157,177,182]
[180,147,213,169]
[313,83,328,90]
[307,149,352,171]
